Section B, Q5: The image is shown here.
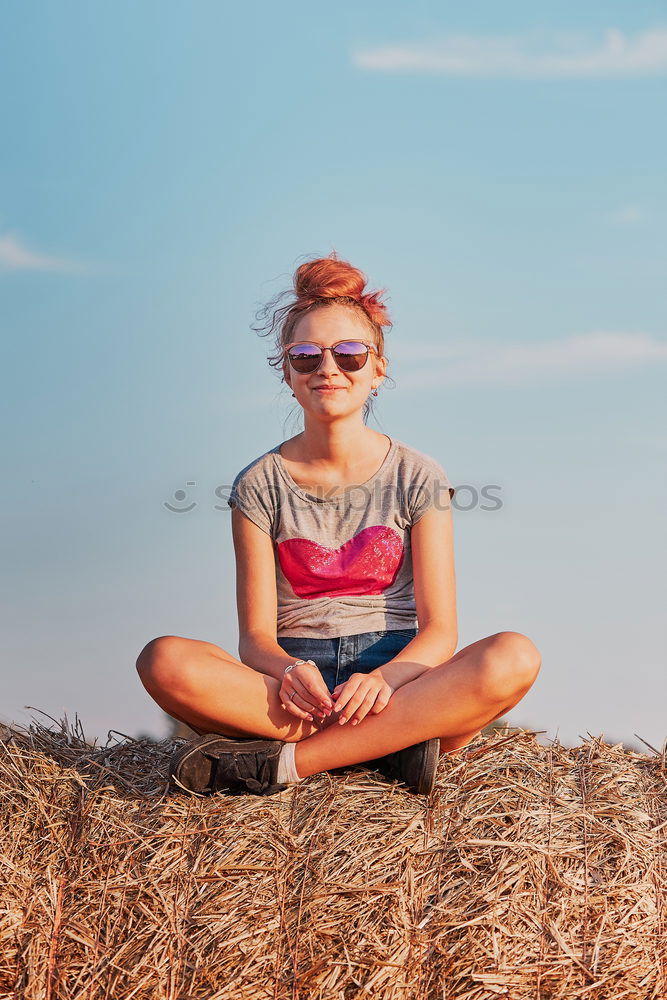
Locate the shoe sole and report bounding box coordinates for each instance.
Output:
[417,737,440,795]
[170,734,277,795]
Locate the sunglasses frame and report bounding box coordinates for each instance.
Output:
[283,339,380,375]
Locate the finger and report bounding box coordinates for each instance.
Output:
[280,688,313,722]
[299,674,334,710]
[346,691,379,726]
[281,699,313,722]
[332,680,361,717]
[337,685,371,725]
[331,685,345,704]
[292,669,334,711]
[290,677,324,712]
[292,689,324,717]
[290,677,333,719]
[370,688,393,714]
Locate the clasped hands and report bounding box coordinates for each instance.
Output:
[279,659,393,728]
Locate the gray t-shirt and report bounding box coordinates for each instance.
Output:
[227,436,455,639]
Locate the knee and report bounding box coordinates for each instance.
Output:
[135,636,188,694]
[479,631,541,703]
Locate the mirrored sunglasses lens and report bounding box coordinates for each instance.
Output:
[334,342,368,370]
[288,345,321,372]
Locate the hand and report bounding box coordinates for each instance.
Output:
[280,661,334,723]
[331,671,394,727]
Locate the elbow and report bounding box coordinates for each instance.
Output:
[238,629,274,668]
[238,634,256,666]
[439,626,459,662]
[419,621,457,663]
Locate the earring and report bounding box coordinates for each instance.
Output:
[291,392,295,397]
[372,386,379,397]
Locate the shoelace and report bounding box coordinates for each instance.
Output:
[209,750,286,796]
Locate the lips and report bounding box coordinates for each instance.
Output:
[277,526,404,599]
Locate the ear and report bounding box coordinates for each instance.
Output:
[374,354,388,386]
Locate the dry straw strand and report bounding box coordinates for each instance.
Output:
[0,719,665,999]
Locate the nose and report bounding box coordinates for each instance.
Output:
[316,348,342,376]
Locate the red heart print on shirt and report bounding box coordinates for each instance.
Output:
[277,525,404,599]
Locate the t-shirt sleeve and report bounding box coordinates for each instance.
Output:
[227,465,275,536]
[408,458,455,526]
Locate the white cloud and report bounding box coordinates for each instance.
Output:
[0,232,77,272]
[352,27,667,79]
[390,331,667,387]
[608,205,645,225]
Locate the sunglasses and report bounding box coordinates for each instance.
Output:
[283,340,379,374]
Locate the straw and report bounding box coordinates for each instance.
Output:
[0,717,664,998]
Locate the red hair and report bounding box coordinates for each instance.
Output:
[253,250,393,373]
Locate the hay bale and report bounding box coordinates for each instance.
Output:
[0,717,665,998]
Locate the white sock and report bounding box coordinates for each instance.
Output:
[276,742,303,784]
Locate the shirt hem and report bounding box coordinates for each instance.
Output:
[277,622,419,640]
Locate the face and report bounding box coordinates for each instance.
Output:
[283,306,387,416]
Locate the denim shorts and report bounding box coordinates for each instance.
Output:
[276,628,418,693]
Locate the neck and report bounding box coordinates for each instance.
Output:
[297,415,384,466]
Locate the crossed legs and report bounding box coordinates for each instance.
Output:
[136,631,541,776]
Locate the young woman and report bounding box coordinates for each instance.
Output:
[136,252,541,797]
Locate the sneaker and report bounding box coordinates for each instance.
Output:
[365,738,440,795]
[169,734,287,797]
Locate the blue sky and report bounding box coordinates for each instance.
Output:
[1,1,665,748]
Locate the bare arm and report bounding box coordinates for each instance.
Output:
[231,507,295,680]
[231,507,334,720]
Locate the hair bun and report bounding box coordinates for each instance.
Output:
[294,253,365,302]
[292,251,391,331]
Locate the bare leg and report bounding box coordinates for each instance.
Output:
[293,631,540,777]
[136,632,540,771]
[136,636,323,743]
